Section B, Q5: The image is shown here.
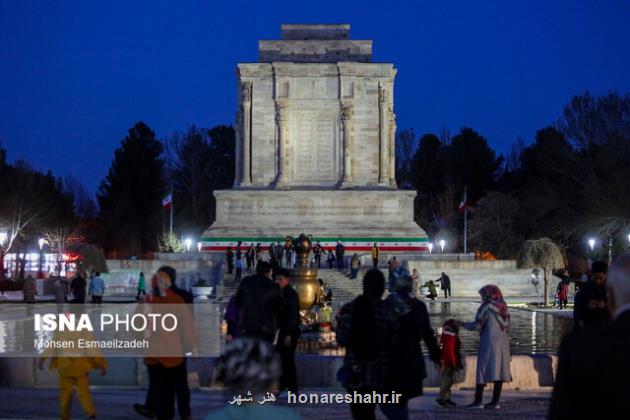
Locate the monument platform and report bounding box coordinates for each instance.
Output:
[200,189,429,252]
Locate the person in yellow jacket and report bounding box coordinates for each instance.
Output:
[39,329,107,420]
[371,243,380,269]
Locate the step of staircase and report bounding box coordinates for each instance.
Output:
[220,267,385,304]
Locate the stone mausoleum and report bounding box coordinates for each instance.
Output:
[201,24,429,252]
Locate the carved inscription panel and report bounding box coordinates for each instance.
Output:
[291,112,337,183]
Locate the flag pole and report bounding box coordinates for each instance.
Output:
[463,185,468,254]
[169,190,173,238]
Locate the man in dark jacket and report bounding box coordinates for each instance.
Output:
[274,241,284,269]
[549,253,630,420]
[438,272,452,299]
[70,271,87,303]
[336,269,396,420]
[573,261,610,329]
[384,268,441,419]
[235,261,284,341]
[276,268,300,393]
[335,241,345,270]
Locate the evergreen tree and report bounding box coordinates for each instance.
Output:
[97,122,164,256]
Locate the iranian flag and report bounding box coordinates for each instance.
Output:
[458,188,468,213]
[162,193,173,209]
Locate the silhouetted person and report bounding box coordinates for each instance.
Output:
[313,241,325,268]
[225,247,234,275]
[70,271,87,303]
[549,253,630,420]
[335,241,345,270]
[276,268,300,393]
[574,261,611,329]
[235,261,284,341]
[336,269,395,420]
[438,272,451,299]
[384,268,441,418]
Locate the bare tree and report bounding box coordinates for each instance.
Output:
[469,192,523,258]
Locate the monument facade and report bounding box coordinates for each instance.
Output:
[201,24,429,252]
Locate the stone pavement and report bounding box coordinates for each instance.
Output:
[0,387,551,419]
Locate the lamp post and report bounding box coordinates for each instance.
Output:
[427,242,434,254]
[627,234,630,247]
[197,242,202,253]
[37,238,45,279]
[184,238,192,252]
[439,239,446,253]
[0,230,7,290]
[587,238,596,252]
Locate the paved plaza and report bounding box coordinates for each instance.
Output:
[0,387,552,419]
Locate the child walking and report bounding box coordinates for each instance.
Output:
[436,319,463,407]
[39,330,107,420]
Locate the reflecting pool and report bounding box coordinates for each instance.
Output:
[426,301,572,354]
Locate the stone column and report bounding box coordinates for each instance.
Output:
[378,83,389,185]
[241,82,252,186]
[275,99,289,187]
[341,100,353,185]
[233,110,242,187]
[388,107,397,188]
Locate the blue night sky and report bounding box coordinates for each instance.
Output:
[1,0,629,193]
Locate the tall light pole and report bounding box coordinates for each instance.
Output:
[0,230,7,291]
[427,242,434,254]
[587,238,596,252]
[439,239,446,253]
[197,242,202,253]
[627,234,630,247]
[37,238,45,279]
[185,238,192,252]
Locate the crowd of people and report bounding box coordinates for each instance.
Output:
[25,243,630,420]
[225,240,352,275]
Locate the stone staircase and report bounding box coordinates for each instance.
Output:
[220,266,377,305]
[316,267,369,304]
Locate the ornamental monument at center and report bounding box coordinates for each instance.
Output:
[202,24,429,252]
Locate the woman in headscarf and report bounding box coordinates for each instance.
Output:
[462,284,512,409]
[336,269,395,420]
[384,268,441,419]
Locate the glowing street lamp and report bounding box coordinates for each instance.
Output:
[427,242,434,254]
[37,238,46,279]
[184,238,193,252]
[439,239,446,253]
[0,231,7,246]
[197,242,202,253]
[627,234,630,247]
[587,238,596,252]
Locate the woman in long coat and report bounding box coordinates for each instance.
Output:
[463,284,512,409]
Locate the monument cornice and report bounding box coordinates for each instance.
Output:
[237,62,396,78]
[272,62,339,77]
[237,63,274,77]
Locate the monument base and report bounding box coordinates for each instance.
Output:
[201,189,429,252]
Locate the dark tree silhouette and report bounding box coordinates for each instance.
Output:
[166,124,235,238]
[97,122,165,257]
